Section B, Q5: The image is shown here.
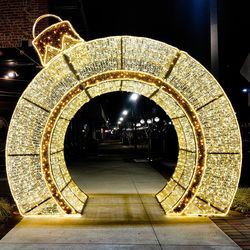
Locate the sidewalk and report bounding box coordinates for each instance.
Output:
[0,141,244,249]
[0,210,241,250]
[212,213,250,250]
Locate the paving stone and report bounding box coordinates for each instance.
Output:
[0,143,243,249]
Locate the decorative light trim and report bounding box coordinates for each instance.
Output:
[40,70,206,214]
[32,14,83,66]
[5,15,242,216]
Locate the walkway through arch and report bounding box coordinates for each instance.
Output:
[6,35,242,216]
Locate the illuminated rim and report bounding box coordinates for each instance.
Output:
[41,71,205,214]
[6,36,242,216]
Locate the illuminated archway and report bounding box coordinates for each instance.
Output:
[6,16,242,216]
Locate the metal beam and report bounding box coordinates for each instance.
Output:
[210,0,219,80]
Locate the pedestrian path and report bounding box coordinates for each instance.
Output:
[0,141,241,249]
[212,213,250,249]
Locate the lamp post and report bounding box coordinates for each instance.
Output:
[242,88,250,107]
[146,119,153,161]
[146,117,160,162]
[122,110,129,116]
[129,93,139,149]
[117,94,140,148]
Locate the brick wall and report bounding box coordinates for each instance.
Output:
[0,0,48,48]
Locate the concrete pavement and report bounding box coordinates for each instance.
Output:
[0,141,241,249]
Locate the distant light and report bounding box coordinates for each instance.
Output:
[7,60,17,65]
[117,121,121,124]
[6,71,18,78]
[140,119,145,124]
[113,127,117,130]
[122,110,128,116]
[130,93,139,101]
[242,88,248,93]
[119,117,124,121]
[136,123,141,127]
[154,117,160,122]
[168,121,172,125]
[147,119,152,124]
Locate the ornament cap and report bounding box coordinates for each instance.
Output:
[32,14,84,66]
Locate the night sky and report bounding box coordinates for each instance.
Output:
[57,1,211,67]
[50,0,250,122]
[1,1,249,122]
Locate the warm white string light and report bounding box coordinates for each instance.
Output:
[5,15,242,216]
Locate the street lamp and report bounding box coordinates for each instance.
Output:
[145,117,160,161]
[122,110,129,116]
[130,93,139,102]
[129,93,140,149]
[140,119,145,124]
[147,119,152,124]
[146,118,154,162]
[241,88,250,107]
[5,71,18,79]
[154,117,160,122]
[119,117,124,121]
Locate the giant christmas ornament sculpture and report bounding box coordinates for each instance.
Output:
[6,14,242,216]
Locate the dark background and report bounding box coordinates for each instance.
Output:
[0,0,249,185]
[49,0,250,124]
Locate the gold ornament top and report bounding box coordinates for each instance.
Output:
[32,14,84,66]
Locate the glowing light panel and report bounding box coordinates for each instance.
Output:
[5,15,242,216]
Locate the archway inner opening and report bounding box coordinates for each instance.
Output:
[64,91,178,197]
[46,74,201,216]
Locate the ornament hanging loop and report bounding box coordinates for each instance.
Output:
[32,14,63,39]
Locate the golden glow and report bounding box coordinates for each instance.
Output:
[32,14,83,66]
[5,15,242,216]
